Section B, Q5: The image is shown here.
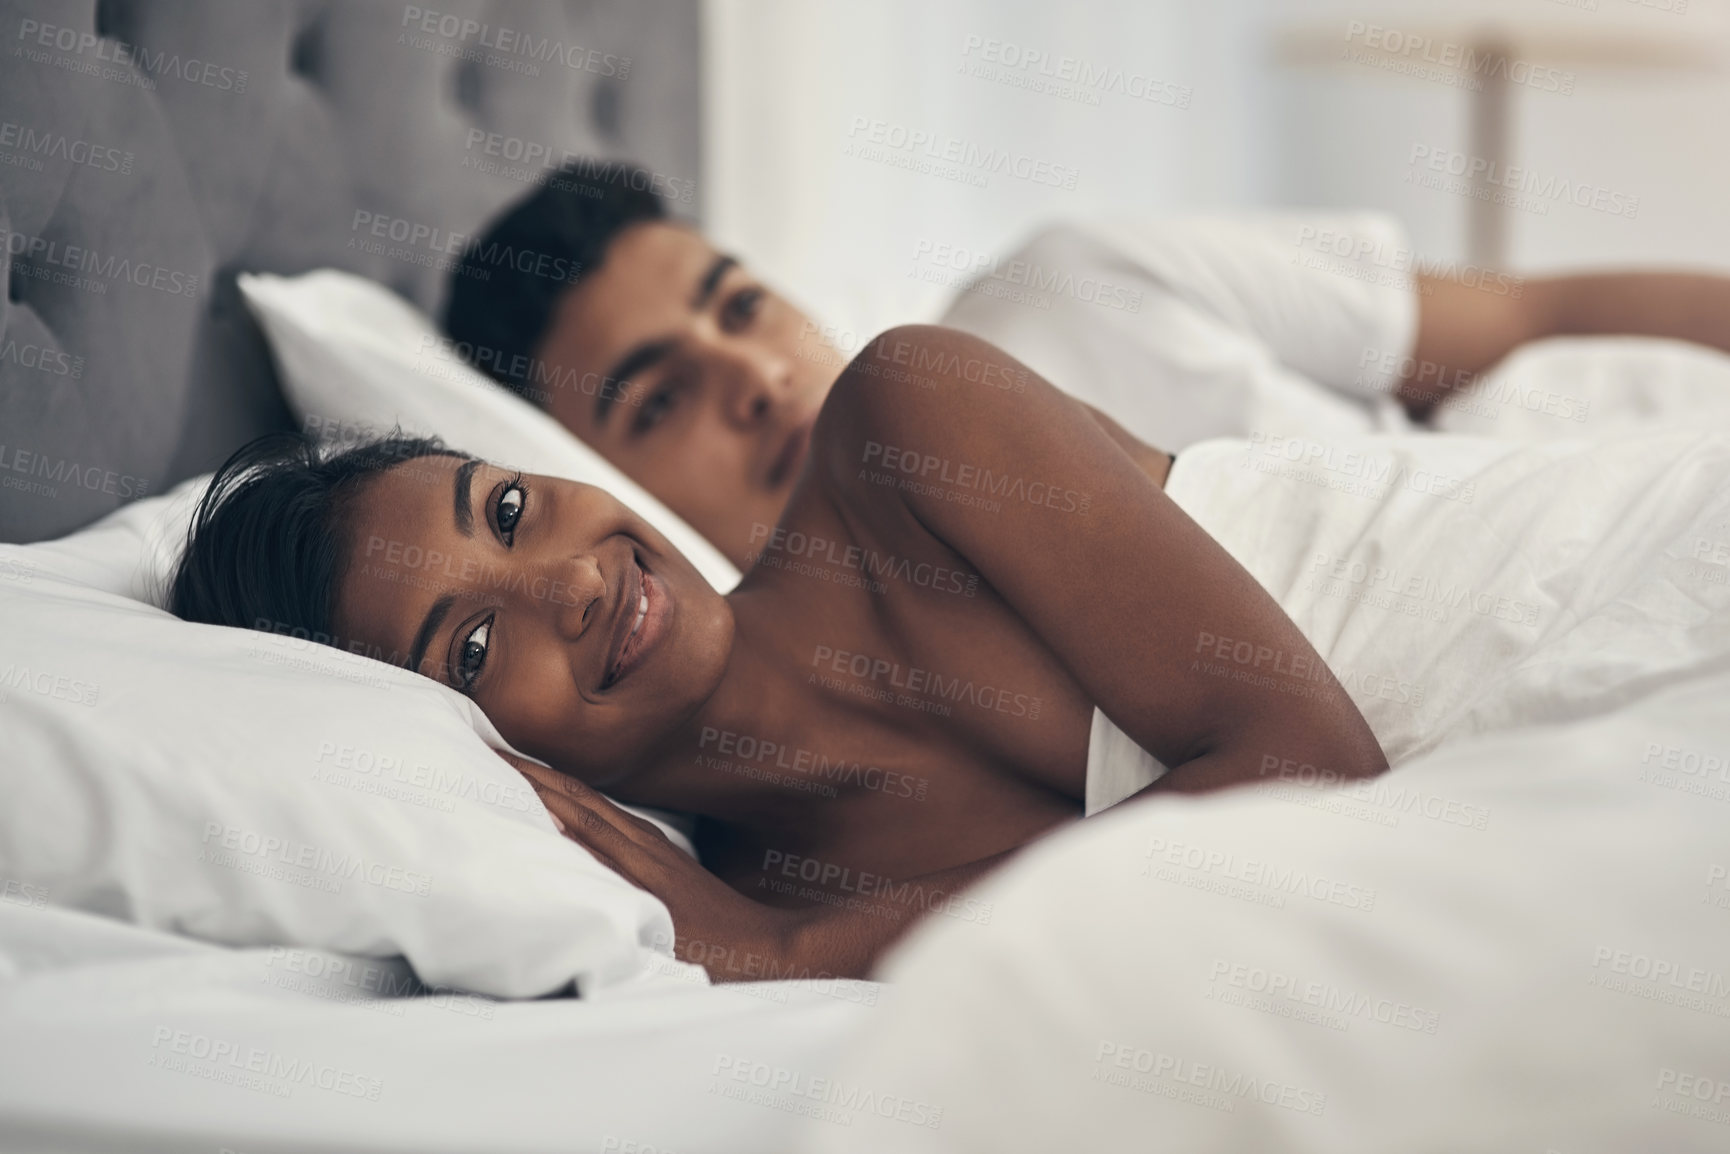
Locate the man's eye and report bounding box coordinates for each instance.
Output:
[725,288,763,329]
[496,475,527,541]
[455,618,492,689]
[632,384,680,435]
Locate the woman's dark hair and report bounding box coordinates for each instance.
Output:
[443,160,668,408]
[169,432,469,656]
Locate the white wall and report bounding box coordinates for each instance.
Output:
[703,0,1277,338]
[704,0,1730,339]
[1269,0,1730,270]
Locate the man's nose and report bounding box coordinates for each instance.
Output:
[718,343,794,427]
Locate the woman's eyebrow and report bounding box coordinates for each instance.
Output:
[406,593,457,678]
[452,457,481,537]
[403,457,481,676]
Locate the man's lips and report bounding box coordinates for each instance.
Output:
[602,553,670,689]
[767,418,816,489]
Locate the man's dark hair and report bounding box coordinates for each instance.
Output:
[444,160,668,408]
[169,432,469,662]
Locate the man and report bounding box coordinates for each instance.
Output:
[446,162,1730,569]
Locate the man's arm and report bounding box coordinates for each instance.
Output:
[1401,271,1730,420]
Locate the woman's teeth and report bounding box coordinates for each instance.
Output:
[629,592,648,641]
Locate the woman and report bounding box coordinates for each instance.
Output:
[172,325,1387,980]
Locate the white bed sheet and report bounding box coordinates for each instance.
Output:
[0,903,883,1154]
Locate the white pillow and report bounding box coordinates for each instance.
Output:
[236,269,742,592]
[0,532,706,999]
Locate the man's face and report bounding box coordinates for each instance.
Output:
[534,221,843,569]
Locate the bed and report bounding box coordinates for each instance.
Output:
[6,4,1730,1152]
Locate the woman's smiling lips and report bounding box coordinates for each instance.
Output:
[603,554,672,688]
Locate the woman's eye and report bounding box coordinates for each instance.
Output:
[455,618,491,689]
[496,479,526,541]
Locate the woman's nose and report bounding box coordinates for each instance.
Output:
[547,553,605,641]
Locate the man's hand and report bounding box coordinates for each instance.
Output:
[1404,270,1730,421]
[497,750,809,983]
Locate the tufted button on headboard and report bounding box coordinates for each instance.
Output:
[0,0,700,541]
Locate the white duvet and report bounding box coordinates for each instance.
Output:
[1173,425,1730,768]
[804,424,1730,1153]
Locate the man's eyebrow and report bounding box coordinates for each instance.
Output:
[596,338,675,426]
[593,255,737,428]
[406,593,457,680]
[453,457,480,538]
[691,253,738,311]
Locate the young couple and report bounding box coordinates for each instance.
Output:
[171,163,1730,981]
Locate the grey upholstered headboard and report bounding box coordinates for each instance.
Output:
[0,0,701,542]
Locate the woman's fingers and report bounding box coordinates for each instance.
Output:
[493,750,677,893]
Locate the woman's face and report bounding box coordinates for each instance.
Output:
[331,455,734,787]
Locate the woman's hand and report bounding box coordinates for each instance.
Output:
[497,750,809,983]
